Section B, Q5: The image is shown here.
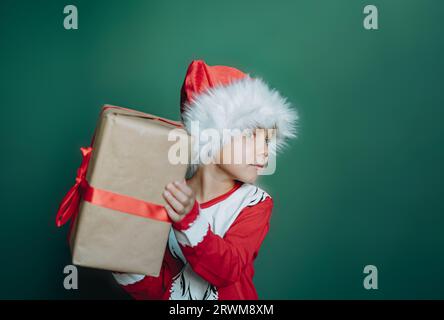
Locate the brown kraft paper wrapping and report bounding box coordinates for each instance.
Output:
[69,105,190,276]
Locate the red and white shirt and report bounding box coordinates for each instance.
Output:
[112,181,274,300]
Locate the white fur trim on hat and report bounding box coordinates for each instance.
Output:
[181,76,299,177]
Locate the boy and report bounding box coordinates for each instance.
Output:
[113,60,298,300]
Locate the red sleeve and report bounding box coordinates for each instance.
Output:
[172,196,274,288]
[112,241,183,300]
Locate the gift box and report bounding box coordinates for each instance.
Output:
[55,105,190,276]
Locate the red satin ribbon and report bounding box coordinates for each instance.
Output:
[55,146,171,230]
[55,146,92,228]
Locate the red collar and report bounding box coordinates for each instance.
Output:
[198,181,243,209]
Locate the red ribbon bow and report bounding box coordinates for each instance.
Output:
[55,147,93,227]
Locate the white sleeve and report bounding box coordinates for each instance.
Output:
[112,272,145,286]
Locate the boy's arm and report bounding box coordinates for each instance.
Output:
[112,243,183,300]
[172,196,273,288]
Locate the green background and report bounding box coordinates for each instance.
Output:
[1,0,443,299]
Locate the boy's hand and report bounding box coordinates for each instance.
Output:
[162,180,196,223]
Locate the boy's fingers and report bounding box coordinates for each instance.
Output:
[166,183,189,204]
[163,190,185,213]
[174,180,193,197]
[164,203,181,222]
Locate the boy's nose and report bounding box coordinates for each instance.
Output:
[262,143,269,158]
[256,144,268,157]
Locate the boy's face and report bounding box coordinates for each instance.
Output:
[215,128,273,184]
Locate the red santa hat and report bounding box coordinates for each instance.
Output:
[180,60,299,175]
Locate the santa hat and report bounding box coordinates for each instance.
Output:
[180,60,299,176]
